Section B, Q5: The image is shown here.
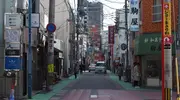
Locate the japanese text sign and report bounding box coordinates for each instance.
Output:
[130,0,139,32]
[108,26,115,44]
[163,2,171,37]
[144,37,161,43]
[163,1,172,44]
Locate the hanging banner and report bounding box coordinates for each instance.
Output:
[129,0,139,32]
[108,26,115,44]
[163,2,172,44]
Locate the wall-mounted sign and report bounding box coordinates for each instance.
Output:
[4,13,23,28]
[108,26,115,44]
[5,50,20,56]
[5,29,21,42]
[5,56,22,70]
[129,0,139,32]
[5,43,20,50]
[26,13,40,28]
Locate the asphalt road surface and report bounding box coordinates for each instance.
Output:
[49,71,176,100]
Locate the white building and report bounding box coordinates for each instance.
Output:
[114,8,130,65]
[101,30,108,52]
[40,0,74,74]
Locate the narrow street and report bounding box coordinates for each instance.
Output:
[48,71,176,100]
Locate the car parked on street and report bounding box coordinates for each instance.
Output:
[88,63,96,72]
[95,61,107,74]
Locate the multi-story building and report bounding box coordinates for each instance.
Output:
[0,0,53,98]
[41,0,75,76]
[101,30,108,52]
[115,8,130,66]
[131,0,178,87]
[84,1,103,50]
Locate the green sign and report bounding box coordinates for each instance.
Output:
[135,33,175,55]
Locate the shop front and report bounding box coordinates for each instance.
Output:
[134,33,175,87]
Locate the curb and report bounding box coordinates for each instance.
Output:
[109,72,160,91]
[29,75,78,100]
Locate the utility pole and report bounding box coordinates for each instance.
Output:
[162,0,172,100]
[124,0,128,81]
[176,0,180,98]
[46,0,55,91]
[76,0,81,68]
[76,14,79,66]
[28,0,32,98]
[174,0,180,99]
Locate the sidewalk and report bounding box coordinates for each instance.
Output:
[29,75,79,100]
[109,72,160,91]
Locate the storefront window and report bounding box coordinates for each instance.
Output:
[146,60,161,78]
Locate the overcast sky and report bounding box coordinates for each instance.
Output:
[69,0,125,30]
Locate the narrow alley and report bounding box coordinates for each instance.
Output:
[30,71,176,100]
[0,0,180,100]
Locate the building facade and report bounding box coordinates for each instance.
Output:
[40,0,76,76]
[131,0,178,87]
[115,8,130,65]
[85,1,103,51]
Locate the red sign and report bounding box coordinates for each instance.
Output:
[110,44,113,61]
[108,26,115,44]
[94,52,105,61]
[90,25,98,34]
[164,4,169,9]
[164,36,172,44]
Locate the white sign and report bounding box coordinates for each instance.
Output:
[144,37,161,43]
[4,13,23,28]
[48,33,54,53]
[5,29,21,42]
[5,43,20,49]
[26,13,40,28]
[130,0,139,32]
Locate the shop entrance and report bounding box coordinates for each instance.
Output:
[141,55,161,87]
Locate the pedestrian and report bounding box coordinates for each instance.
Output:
[132,62,140,88]
[117,64,122,80]
[74,63,78,79]
[80,64,83,74]
[83,64,86,72]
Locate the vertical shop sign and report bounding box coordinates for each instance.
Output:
[130,0,139,32]
[108,26,115,44]
[163,2,172,44]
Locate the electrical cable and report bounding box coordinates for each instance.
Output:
[104,7,115,22]
[102,3,119,10]
[103,0,124,4]
[55,10,69,13]
[55,1,64,7]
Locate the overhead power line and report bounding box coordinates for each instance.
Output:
[104,0,124,4]
[102,3,119,10]
[55,1,64,6]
